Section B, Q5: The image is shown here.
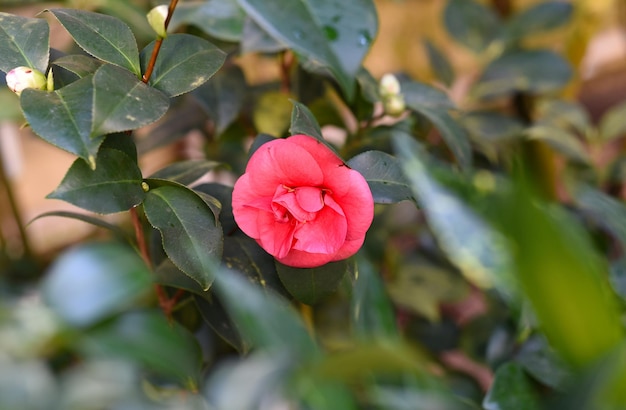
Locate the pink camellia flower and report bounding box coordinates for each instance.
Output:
[232,134,374,268]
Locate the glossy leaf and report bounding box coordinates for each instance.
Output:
[42,242,152,327]
[47,148,145,214]
[143,184,223,290]
[402,80,454,110]
[21,76,102,166]
[290,100,324,140]
[91,63,169,137]
[351,254,399,340]
[347,150,413,204]
[276,259,350,305]
[149,160,223,186]
[237,0,354,98]
[483,363,541,410]
[52,54,102,78]
[443,0,502,53]
[140,34,226,97]
[600,100,626,141]
[100,132,138,163]
[473,50,573,99]
[214,267,320,357]
[82,310,203,389]
[423,39,454,87]
[505,2,573,44]
[392,131,516,298]
[0,12,49,73]
[47,8,140,75]
[29,211,132,242]
[169,0,246,42]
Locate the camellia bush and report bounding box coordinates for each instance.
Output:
[1,0,626,408]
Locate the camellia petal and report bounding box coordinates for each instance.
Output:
[295,186,325,213]
[293,201,347,255]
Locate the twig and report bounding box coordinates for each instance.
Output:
[142,0,179,84]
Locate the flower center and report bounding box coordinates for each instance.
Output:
[271,185,325,224]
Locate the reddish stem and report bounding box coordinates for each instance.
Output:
[141,0,179,84]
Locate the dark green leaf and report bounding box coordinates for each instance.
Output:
[0,12,49,73]
[194,292,247,352]
[214,266,320,357]
[516,336,572,390]
[505,2,573,44]
[423,39,454,87]
[537,100,591,136]
[392,131,516,298]
[140,34,226,97]
[47,148,145,214]
[483,363,541,410]
[192,65,247,135]
[21,76,102,167]
[402,80,455,110]
[276,259,349,305]
[82,310,202,389]
[461,111,525,143]
[52,54,102,78]
[600,100,626,142]
[47,8,140,75]
[42,242,152,327]
[526,125,589,163]
[100,132,138,163]
[29,211,132,241]
[91,63,169,136]
[351,254,399,340]
[443,0,502,53]
[149,160,223,186]
[194,183,236,234]
[289,100,324,140]
[347,150,413,204]
[573,184,626,249]
[241,17,285,53]
[169,0,246,42]
[237,0,354,98]
[473,50,573,99]
[143,184,223,290]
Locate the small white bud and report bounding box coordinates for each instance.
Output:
[147,5,169,38]
[379,73,401,97]
[383,94,406,117]
[5,66,47,96]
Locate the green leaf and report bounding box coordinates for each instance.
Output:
[192,65,247,135]
[473,50,573,99]
[21,76,103,165]
[214,266,320,357]
[42,242,152,327]
[100,132,138,163]
[526,125,589,164]
[149,160,223,186]
[289,99,324,140]
[237,0,354,99]
[91,63,169,137]
[505,2,573,44]
[241,17,286,53]
[443,0,502,53]
[392,131,516,298]
[351,254,399,340]
[423,39,454,87]
[82,310,203,389]
[169,0,246,42]
[47,8,140,75]
[0,12,49,73]
[483,363,541,410]
[29,211,132,242]
[47,148,145,214]
[402,80,455,110]
[140,34,226,98]
[347,150,413,204]
[461,111,525,143]
[52,54,102,78]
[573,184,626,249]
[600,100,626,141]
[143,184,223,290]
[276,259,350,305]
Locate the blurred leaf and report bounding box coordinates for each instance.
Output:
[417,107,473,171]
[170,0,246,42]
[347,150,413,204]
[214,267,320,357]
[192,65,246,135]
[82,310,202,389]
[21,75,102,165]
[526,125,589,164]
[91,63,169,137]
[254,91,292,136]
[443,0,502,53]
[537,99,591,136]
[505,2,573,44]
[402,80,455,110]
[0,359,56,410]
[473,50,573,99]
[515,336,572,390]
[600,100,626,142]
[0,12,49,73]
[462,111,525,142]
[392,131,517,298]
[483,363,541,410]
[52,54,102,78]
[573,184,626,249]
[423,39,454,87]
[143,183,223,290]
[237,0,355,98]
[47,148,145,214]
[351,254,399,340]
[0,88,21,122]
[47,8,140,75]
[140,34,226,97]
[149,160,223,186]
[29,211,132,241]
[43,242,152,327]
[241,16,286,53]
[276,259,350,305]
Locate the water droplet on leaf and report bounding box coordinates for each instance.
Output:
[357,30,372,47]
[323,25,338,41]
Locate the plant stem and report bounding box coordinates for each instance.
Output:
[0,147,32,258]
[142,0,179,84]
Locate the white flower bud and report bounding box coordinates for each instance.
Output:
[383,94,406,117]
[147,5,169,38]
[5,66,47,96]
[379,73,401,97]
